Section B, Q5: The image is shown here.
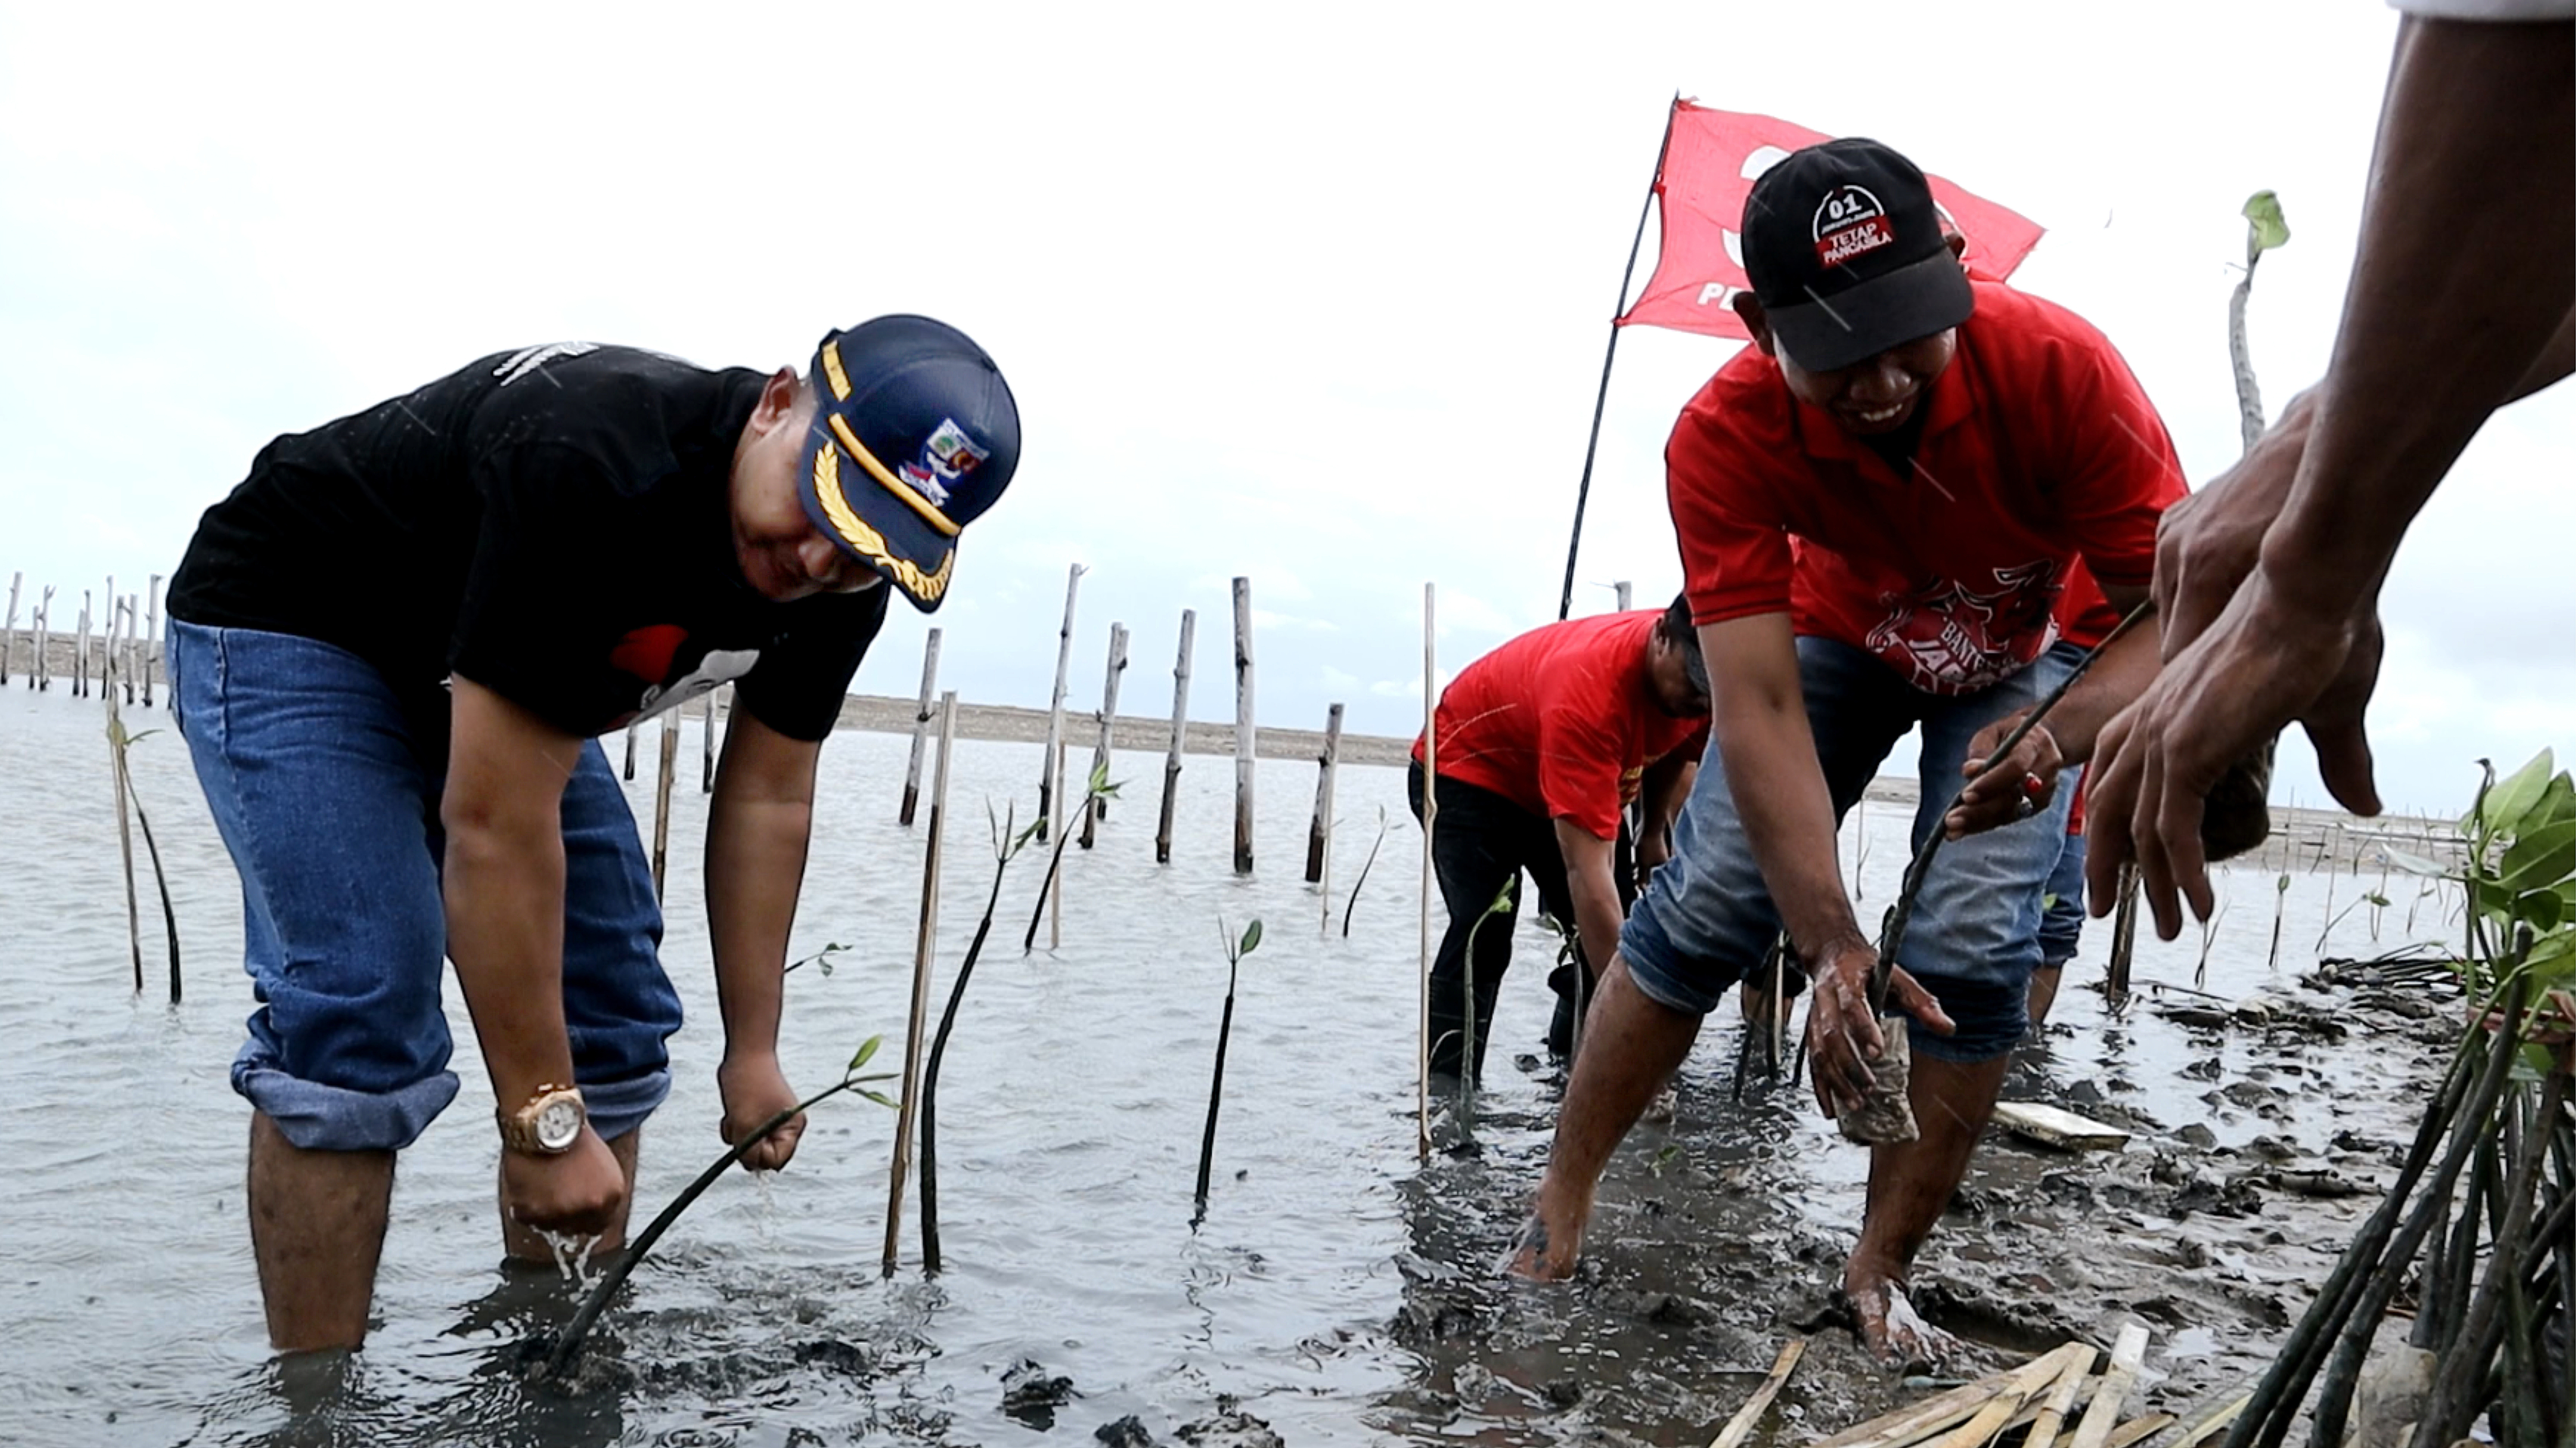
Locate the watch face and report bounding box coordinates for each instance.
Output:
[535,1096,583,1151]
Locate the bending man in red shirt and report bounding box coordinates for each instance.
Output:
[1512,139,2184,1368]
[1409,598,1711,1079]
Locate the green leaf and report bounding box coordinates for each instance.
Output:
[2481,750,2555,837]
[2242,190,2290,258]
[1482,879,1518,918]
[2513,887,2564,934]
[1239,918,1264,957]
[2379,848,2448,879]
[2519,928,2576,983]
[2363,893,2390,908]
[2498,817,2576,895]
[858,1088,899,1109]
[850,1034,882,1072]
[126,728,162,745]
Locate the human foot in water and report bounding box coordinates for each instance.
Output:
[1843,1257,1965,1371]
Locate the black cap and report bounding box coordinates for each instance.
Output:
[1740,138,1975,373]
[796,315,1021,612]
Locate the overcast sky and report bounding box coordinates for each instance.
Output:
[4,1,2567,816]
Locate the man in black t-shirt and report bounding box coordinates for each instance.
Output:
[166,317,1019,1353]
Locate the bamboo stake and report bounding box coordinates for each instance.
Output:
[120,595,137,704]
[2046,1415,2173,1448]
[623,723,639,781]
[1614,580,1633,612]
[142,574,160,707]
[1079,623,1128,849]
[1706,1337,1806,1448]
[1812,1344,2091,1448]
[2,570,17,683]
[650,712,680,902]
[1305,703,1344,888]
[75,591,90,697]
[1051,739,1067,949]
[900,628,942,824]
[33,586,51,690]
[1039,564,1084,841]
[1156,609,1195,865]
[884,691,955,1277]
[1232,577,1255,876]
[1417,582,1436,1162]
[699,685,717,793]
[2069,1325,2151,1448]
[105,629,143,994]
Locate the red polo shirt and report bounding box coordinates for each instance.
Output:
[1667,280,2184,694]
[1411,610,1711,840]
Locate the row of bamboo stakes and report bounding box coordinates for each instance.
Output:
[2,570,167,705]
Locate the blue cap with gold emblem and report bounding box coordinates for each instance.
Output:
[797,315,1020,612]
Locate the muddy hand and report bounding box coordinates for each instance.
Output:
[1947,712,2061,839]
[1503,1204,1581,1281]
[502,1127,626,1236]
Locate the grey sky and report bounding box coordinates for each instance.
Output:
[4,1,2566,815]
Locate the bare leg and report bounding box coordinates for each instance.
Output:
[1512,957,1703,1278]
[2024,965,2064,1031]
[249,1111,395,1354]
[499,1129,641,1261]
[1843,1050,2010,1365]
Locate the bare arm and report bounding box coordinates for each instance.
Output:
[2261,16,2575,614]
[1700,613,1865,965]
[443,676,586,1114]
[443,674,625,1233]
[704,704,825,1171]
[1636,751,1699,883]
[1946,584,2160,837]
[1551,819,1628,984]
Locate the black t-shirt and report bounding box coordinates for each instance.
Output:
[169,343,887,753]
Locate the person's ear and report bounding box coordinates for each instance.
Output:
[748,366,803,438]
[1731,292,1777,357]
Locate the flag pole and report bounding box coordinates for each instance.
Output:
[1556,92,1681,621]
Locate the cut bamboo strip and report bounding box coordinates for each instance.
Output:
[1923,1345,2095,1448]
[650,711,680,902]
[1232,577,1254,875]
[1707,1337,1806,1448]
[2046,1414,2173,1448]
[1078,622,1127,849]
[1305,702,1343,887]
[1039,564,1083,840]
[2066,1325,2151,1448]
[2021,1342,2099,1448]
[2161,1392,2247,1448]
[1812,1342,2091,1448]
[899,629,941,824]
[1416,582,1436,1163]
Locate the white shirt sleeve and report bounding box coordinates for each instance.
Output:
[2389,0,2576,18]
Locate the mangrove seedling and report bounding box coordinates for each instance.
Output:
[920,800,1044,1274]
[1446,880,1516,1145]
[783,941,852,976]
[104,709,180,1003]
[1193,917,1262,1224]
[1022,760,1121,954]
[538,1035,900,1380]
[1340,805,1390,939]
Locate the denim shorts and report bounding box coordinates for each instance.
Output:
[2037,802,2088,971]
[169,621,682,1152]
[1620,635,2079,1063]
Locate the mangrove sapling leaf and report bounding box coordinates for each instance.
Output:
[2241,190,2291,260]
[921,800,1035,1275]
[786,942,852,976]
[1022,770,1122,953]
[1341,806,1390,939]
[539,1040,900,1380]
[2476,750,2555,838]
[1193,917,1262,1223]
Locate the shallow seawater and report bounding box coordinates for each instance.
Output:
[0,686,2465,1446]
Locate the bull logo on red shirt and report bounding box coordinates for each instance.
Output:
[1861,560,2062,694]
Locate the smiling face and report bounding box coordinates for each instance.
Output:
[1732,295,1958,438]
[729,368,887,603]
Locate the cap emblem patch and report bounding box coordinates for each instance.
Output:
[1812,184,1894,267]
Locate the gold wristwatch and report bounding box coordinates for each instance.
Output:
[497,1083,587,1156]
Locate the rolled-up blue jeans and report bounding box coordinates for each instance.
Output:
[1620,635,2079,1063]
[168,621,682,1152]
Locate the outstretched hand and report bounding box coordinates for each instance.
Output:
[1946,712,2061,839]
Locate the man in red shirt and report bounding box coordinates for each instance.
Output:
[1512,139,2184,1367]
[1410,598,1710,1078]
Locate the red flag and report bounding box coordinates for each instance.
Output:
[1618,102,2046,342]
